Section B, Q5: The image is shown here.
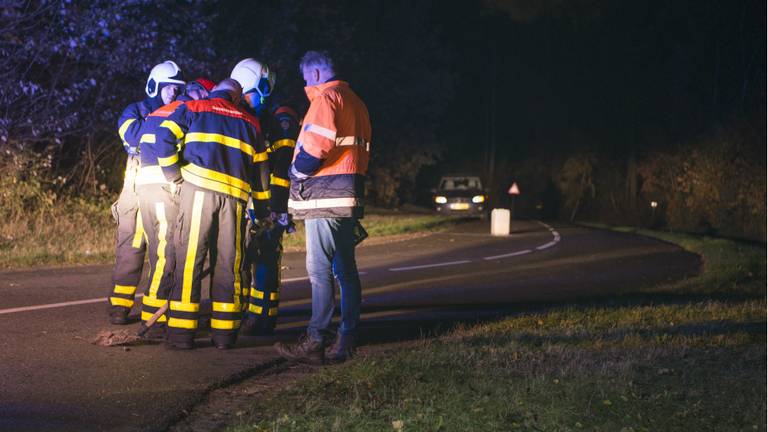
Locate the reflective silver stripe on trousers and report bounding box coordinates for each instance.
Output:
[288,197,360,210]
[136,165,173,186]
[335,136,370,152]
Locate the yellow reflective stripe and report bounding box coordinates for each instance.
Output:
[248,304,263,314]
[160,120,184,139]
[250,288,264,300]
[168,317,197,329]
[213,302,239,312]
[142,296,167,308]
[270,139,296,152]
[182,164,250,200]
[211,319,240,330]
[140,133,156,144]
[182,191,205,304]
[253,151,268,163]
[186,132,257,158]
[148,202,168,298]
[158,153,179,167]
[141,310,167,322]
[131,209,144,248]
[252,190,271,200]
[118,118,136,141]
[270,292,279,301]
[110,297,134,308]
[183,175,250,201]
[270,174,290,188]
[268,307,278,317]
[233,201,243,310]
[171,301,200,312]
[113,285,136,295]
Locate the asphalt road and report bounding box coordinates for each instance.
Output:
[0,220,700,432]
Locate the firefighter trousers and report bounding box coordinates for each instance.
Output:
[108,155,146,312]
[167,183,247,346]
[243,229,284,329]
[137,183,179,324]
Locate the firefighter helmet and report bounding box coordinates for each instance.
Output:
[230,58,275,94]
[145,60,185,97]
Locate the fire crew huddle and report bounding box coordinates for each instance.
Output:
[106,51,371,364]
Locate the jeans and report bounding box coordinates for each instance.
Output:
[305,217,362,342]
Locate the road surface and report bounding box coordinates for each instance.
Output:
[0,220,700,431]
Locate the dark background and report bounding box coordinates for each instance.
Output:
[1,0,765,239]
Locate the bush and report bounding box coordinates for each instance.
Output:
[638,118,766,241]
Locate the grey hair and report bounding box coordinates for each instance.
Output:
[299,50,335,74]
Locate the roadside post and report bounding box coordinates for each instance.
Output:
[491,208,510,236]
[507,182,520,219]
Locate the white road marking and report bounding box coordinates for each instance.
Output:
[389,260,471,272]
[0,273,366,316]
[0,297,116,315]
[483,249,533,260]
[388,220,563,271]
[536,241,558,250]
[0,223,560,315]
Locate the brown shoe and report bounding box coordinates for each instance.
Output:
[325,334,355,364]
[274,334,324,364]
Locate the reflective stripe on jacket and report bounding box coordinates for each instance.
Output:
[153,91,270,215]
[135,100,185,185]
[265,105,298,213]
[117,100,152,156]
[288,80,371,219]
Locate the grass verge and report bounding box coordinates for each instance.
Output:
[0,199,457,269]
[230,227,766,432]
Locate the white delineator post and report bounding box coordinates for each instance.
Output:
[491,208,510,236]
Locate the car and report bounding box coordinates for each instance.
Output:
[432,175,487,218]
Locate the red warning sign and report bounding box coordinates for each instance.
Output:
[508,182,520,195]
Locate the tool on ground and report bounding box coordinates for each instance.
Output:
[92,302,169,347]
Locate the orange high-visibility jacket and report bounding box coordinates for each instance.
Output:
[288,80,371,219]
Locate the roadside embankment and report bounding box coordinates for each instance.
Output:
[224,227,766,432]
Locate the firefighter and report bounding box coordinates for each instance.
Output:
[133,77,215,337]
[153,78,270,350]
[230,58,299,336]
[108,60,185,325]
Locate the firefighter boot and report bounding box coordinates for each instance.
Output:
[240,315,276,336]
[273,334,324,364]
[142,322,167,341]
[108,306,130,325]
[325,334,355,364]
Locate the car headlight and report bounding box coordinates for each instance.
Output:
[472,195,485,203]
[435,196,447,204]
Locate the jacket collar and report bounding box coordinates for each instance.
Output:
[304,80,348,102]
[209,90,234,102]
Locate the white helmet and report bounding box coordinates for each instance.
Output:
[145,60,185,97]
[230,58,275,94]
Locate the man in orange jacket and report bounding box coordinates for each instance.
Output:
[274,50,371,364]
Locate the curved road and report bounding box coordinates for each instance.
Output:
[0,220,700,431]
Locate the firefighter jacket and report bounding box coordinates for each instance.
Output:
[133,97,189,185]
[153,90,270,216]
[288,80,371,219]
[117,95,166,155]
[265,105,299,214]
